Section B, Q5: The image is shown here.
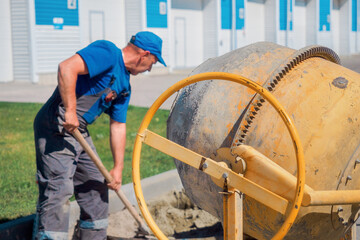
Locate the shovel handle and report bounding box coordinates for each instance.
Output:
[72,129,150,235]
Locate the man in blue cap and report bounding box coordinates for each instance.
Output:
[33,31,166,240]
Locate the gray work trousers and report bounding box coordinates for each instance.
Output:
[33,102,108,240]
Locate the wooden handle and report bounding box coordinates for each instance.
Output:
[72,129,150,235]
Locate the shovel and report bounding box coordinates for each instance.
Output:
[72,129,150,235]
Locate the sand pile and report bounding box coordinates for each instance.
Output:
[107,190,223,239]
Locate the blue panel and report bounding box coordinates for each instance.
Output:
[222,0,245,30]
[146,0,168,28]
[319,0,330,31]
[352,0,357,31]
[236,0,245,30]
[35,0,78,26]
[279,0,287,30]
[221,0,232,29]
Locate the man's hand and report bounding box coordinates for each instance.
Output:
[109,119,126,191]
[63,110,79,133]
[108,166,123,191]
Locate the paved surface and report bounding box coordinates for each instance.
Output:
[0,70,192,110]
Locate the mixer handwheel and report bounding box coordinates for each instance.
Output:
[132,72,305,240]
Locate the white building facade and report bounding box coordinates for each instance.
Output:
[1,0,360,83]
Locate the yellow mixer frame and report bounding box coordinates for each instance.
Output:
[132,72,306,239]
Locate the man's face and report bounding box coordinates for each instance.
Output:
[131,51,157,75]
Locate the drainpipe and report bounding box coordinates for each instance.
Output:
[285,0,289,47]
[232,0,237,50]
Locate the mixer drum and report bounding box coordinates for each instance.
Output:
[167,42,360,239]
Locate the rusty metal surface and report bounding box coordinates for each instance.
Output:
[167,42,360,239]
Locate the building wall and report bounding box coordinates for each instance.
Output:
[0,0,13,82]
[339,0,350,54]
[3,0,360,83]
[317,0,333,48]
[218,0,232,55]
[357,0,360,53]
[203,0,218,61]
[349,0,357,53]
[79,0,126,49]
[10,0,33,82]
[125,0,143,42]
[32,0,127,83]
[34,26,81,74]
[265,0,277,42]
[333,0,340,54]
[143,0,170,68]
[171,1,203,68]
[247,0,266,44]
[277,0,295,47]
[293,0,307,49]
[32,0,80,83]
[306,0,317,45]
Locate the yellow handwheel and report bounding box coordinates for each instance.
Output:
[132,72,305,240]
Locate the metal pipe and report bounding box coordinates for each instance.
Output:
[305,190,360,206]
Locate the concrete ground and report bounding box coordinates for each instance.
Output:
[0,69,193,110]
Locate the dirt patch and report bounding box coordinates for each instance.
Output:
[106,190,223,239]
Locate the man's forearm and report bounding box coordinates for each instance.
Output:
[108,120,126,190]
[110,120,126,170]
[58,64,77,112]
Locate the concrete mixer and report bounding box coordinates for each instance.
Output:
[132,42,360,239]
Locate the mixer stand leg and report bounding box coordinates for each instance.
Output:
[223,187,243,240]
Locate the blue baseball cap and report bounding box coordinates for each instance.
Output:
[130,31,167,67]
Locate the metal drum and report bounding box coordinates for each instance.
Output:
[167,42,360,239]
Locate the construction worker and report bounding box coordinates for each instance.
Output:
[33,31,166,240]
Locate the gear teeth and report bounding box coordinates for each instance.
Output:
[300,53,305,60]
[245,117,252,124]
[239,125,247,132]
[249,106,256,112]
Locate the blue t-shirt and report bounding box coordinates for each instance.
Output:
[75,40,131,124]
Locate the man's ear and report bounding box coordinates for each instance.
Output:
[142,50,150,57]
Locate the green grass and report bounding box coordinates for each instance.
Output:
[0,102,174,223]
